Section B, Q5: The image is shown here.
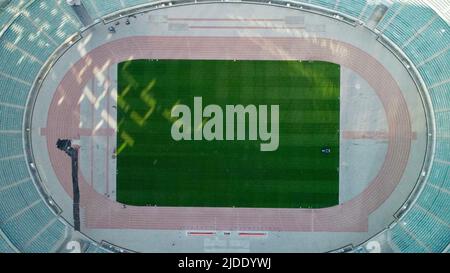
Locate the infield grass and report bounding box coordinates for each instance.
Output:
[117,60,340,208]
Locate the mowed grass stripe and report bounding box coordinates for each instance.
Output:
[117,154,339,173]
[120,133,338,147]
[119,189,337,208]
[123,97,340,111]
[117,59,340,208]
[120,177,338,193]
[120,144,339,162]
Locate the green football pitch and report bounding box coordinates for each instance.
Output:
[117,60,340,208]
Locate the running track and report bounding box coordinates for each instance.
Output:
[43,36,413,232]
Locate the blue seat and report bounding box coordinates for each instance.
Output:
[336,0,376,21]
[430,82,450,114]
[427,161,450,192]
[0,104,24,131]
[0,0,28,31]
[25,0,81,45]
[82,0,123,18]
[434,139,450,162]
[435,112,450,138]
[0,133,23,157]
[378,1,437,48]
[0,156,30,187]
[390,223,428,253]
[400,206,449,252]
[0,74,31,106]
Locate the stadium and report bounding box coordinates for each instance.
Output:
[0,0,449,253]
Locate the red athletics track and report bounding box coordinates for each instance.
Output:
[42,36,413,232]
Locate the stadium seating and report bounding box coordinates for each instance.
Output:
[0,133,23,157]
[401,204,450,252]
[308,0,336,11]
[3,16,56,62]
[405,18,450,64]
[80,0,379,22]
[0,171,68,252]
[335,0,376,21]
[377,1,437,48]
[435,139,450,161]
[305,0,376,22]
[0,0,80,252]
[0,105,23,131]
[24,0,82,45]
[388,148,450,253]
[81,0,124,18]
[0,0,28,32]
[0,0,449,253]
[427,161,450,191]
[0,150,72,253]
[419,51,450,86]
[390,223,428,253]
[82,0,166,18]
[436,112,450,135]
[0,75,32,106]
[0,231,16,253]
[374,0,450,253]
[430,82,450,115]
